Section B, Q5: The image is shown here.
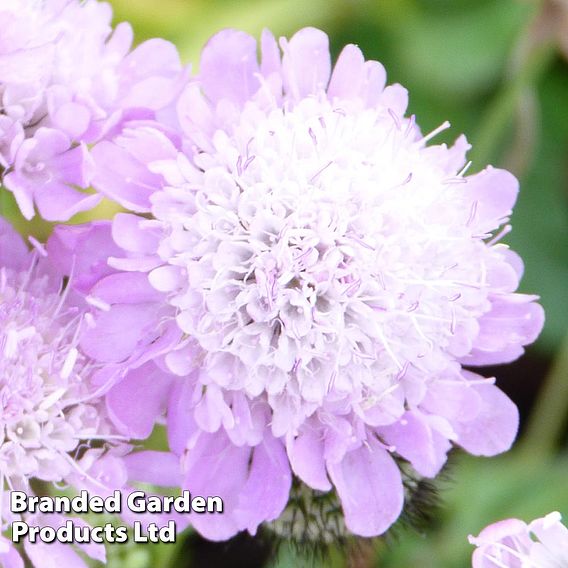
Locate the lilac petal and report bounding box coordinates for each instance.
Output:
[327,437,403,536]
[327,44,366,100]
[464,344,525,366]
[3,171,35,220]
[25,540,88,568]
[464,167,519,231]
[122,39,181,80]
[90,272,163,304]
[421,379,481,422]
[194,385,234,433]
[148,265,184,293]
[0,538,23,568]
[42,139,91,185]
[106,362,174,438]
[226,392,266,447]
[34,181,101,222]
[288,427,331,491]
[233,435,292,534]
[0,218,28,270]
[422,134,471,175]
[377,411,451,477]
[176,84,216,148]
[470,518,531,568]
[200,30,260,105]
[112,213,160,254]
[183,431,249,540]
[167,376,200,455]
[529,512,568,558]
[0,44,53,84]
[124,451,181,486]
[120,39,182,109]
[467,295,545,365]
[453,375,519,456]
[115,126,178,165]
[69,518,107,563]
[91,141,160,211]
[105,21,134,61]
[46,222,121,293]
[361,60,387,107]
[51,101,92,139]
[80,303,161,363]
[281,27,331,99]
[377,84,408,116]
[260,29,281,78]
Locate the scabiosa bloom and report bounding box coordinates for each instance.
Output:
[469,512,568,568]
[0,218,129,567]
[59,28,544,539]
[0,0,185,221]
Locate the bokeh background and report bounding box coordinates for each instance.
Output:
[19,0,568,566]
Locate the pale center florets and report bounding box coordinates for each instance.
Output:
[0,264,99,482]
[155,96,503,424]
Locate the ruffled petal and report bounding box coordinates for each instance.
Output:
[453,375,519,456]
[377,411,451,477]
[233,435,291,534]
[106,362,174,438]
[288,426,331,491]
[200,30,260,105]
[327,437,403,537]
[281,27,331,99]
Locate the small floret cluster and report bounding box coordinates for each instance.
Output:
[470,512,568,568]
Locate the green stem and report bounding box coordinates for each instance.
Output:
[520,333,568,459]
[470,10,556,168]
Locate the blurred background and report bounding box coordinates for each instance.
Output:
[59,0,568,566]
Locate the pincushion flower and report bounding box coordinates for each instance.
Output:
[469,512,568,567]
[58,28,544,540]
[0,218,131,567]
[0,0,185,221]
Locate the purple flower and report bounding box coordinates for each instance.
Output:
[0,0,185,221]
[469,512,568,567]
[58,28,544,539]
[0,218,129,566]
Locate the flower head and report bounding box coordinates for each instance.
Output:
[469,512,568,568]
[0,219,129,565]
[60,27,544,539]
